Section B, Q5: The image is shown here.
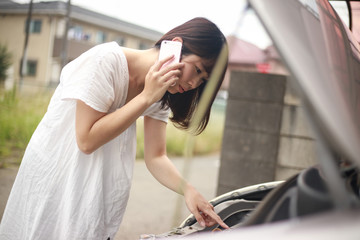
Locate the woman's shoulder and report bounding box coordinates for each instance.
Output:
[63,41,127,75]
[79,42,125,62]
[85,42,128,73]
[93,41,121,51]
[95,41,125,59]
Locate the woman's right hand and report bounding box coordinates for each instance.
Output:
[184,184,229,229]
[142,55,184,104]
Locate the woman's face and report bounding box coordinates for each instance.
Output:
[167,54,209,94]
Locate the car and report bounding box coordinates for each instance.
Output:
[140,0,360,239]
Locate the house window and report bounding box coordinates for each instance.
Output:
[68,26,83,40]
[115,37,126,46]
[25,19,42,33]
[26,60,37,76]
[96,31,107,44]
[82,33,91,41]
[68,25,91,42]
[138,42,148,50]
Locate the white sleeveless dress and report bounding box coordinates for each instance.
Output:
[0,42,169,240]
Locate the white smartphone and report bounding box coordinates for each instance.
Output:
[158,40,182,68]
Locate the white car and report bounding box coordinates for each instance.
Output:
[142,0,360,239]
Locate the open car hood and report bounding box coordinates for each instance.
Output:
[143,1,360,239]
[248,0,360,168]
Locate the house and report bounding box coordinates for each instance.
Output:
[0,0,288,93]
[0,0,163,89]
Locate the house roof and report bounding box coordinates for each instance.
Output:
[0,0,163,41]
[0,0,19,7]
[227,35,266,65]
[264,45,280,60]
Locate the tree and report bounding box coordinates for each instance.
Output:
[0,44,12,83]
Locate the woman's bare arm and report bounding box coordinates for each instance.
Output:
[75,94,150,154]
[143,116,229,229]
[75,55,182,154]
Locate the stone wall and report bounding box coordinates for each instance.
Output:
[217,71,317,195]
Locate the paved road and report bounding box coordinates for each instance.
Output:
[115,154,220,239]
[0,154,220,240]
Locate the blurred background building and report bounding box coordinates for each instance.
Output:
[0,0,285,92]
[0,0,163,90]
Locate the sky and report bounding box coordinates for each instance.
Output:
[13,0,272,49]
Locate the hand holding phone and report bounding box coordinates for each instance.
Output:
[158,40,182,69]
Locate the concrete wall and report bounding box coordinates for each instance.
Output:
[217,71,317,195]
[275,80,317,180]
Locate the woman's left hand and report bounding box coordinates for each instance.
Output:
[184,184,229,229]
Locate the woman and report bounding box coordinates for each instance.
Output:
[0,17,228,239]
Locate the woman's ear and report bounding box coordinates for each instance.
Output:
[172,37,183,43]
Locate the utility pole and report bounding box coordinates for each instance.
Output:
[61,0,71,68]
[20,0,34,90]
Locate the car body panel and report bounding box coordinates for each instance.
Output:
[249,0,360,168]
[182,209,360,240]
[147,0,360,238]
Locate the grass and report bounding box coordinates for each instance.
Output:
[0,88,52,167]
[136,112,226,158]
[136,101,226,159]
[0,88,226,167]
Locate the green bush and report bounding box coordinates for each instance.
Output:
[136,106,225,159]
[0,91,225,167]
[0,44,12,82]
[0,90,51,167]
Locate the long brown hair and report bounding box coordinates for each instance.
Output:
[155,17,228,134]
